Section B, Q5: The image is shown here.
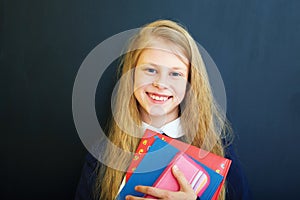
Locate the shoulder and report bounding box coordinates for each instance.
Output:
[75,152,101,200]
[224,144,253,200]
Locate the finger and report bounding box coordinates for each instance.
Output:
[125,195,146,200]
[172,165,191,192]
[135,185,173,199]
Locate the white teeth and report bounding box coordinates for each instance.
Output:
[149,94,168,102]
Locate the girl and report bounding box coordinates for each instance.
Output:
[76,19,251,200]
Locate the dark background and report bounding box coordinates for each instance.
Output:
[1,0,300,199]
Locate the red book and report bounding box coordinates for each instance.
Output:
[126,129,231,199]
[144,152,210,198]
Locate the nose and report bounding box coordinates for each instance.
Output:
[153,73,168,89]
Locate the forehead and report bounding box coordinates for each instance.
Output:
[137,47,189,70]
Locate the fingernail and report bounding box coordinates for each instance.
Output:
[173,165,178,171]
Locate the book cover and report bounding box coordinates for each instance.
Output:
[145,152,210,198]
[117,138,178,200]
[118,137,223,200]
[125,129,231,199]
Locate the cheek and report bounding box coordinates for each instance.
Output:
[133,71,144,103]
[173,80,188,100]
[133,87,145,107]
[133,71,139,91]
[133,79,148,103]
[133,88,140,101]
[134,71,153,91]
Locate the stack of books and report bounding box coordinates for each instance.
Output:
[117,129,231,200]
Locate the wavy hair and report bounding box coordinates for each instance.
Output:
[95,19,233,200]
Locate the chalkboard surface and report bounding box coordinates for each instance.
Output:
[1,0,300,199]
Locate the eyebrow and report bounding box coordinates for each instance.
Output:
[141,62,188,72]
[171,66,188,72]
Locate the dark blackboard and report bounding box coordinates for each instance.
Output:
[1,0,300,199]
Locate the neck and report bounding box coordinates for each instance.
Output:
[139,107,179,128]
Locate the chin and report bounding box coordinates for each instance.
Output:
[147,108,168,117]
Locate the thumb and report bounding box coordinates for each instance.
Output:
[172,165,191,192]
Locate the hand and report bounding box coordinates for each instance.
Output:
[125,165,197,200]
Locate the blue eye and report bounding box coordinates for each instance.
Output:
[170,72,182,77]
[145,68,157,74]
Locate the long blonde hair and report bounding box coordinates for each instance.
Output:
[95,19,232,200]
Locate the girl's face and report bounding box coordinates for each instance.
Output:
[133,45,189,125]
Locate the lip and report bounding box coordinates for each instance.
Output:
[146,92,173,104]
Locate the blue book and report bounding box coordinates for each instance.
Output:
[192,158,223,199]
[117,137,223,200]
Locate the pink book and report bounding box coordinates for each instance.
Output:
[145,153,210,198]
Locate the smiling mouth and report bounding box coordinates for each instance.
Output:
[146,92,172,102]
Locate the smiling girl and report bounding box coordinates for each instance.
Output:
[76,19,251,200]
[134,45,189,127]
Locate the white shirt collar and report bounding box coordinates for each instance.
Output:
[141,118,184,138]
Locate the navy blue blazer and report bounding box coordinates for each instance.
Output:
[75,144,252,200]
